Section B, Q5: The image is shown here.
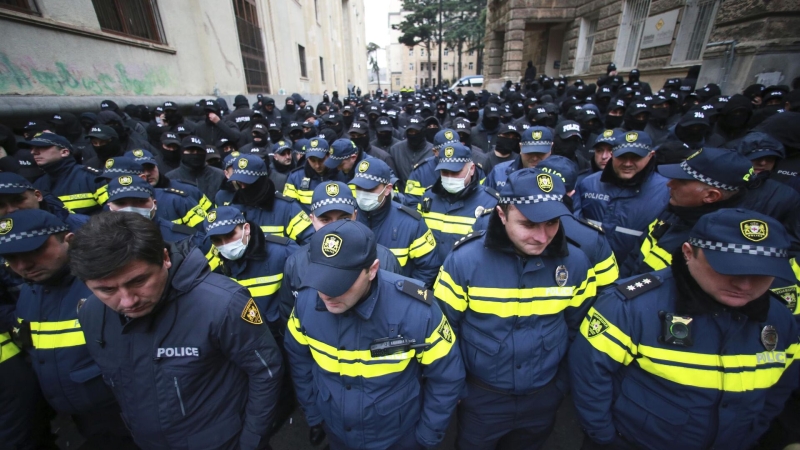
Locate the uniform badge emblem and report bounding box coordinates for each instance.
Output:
[326,183,339,197]
[555,265,568,287]
[625,132,638,143]
[278,140,285,146]
[740,220,768,242]
[444,146,455,158]
[587,312,609,338]
[119,176,133,186]
[328,147,335,156]
[761,325,778,351]
[207,211,217,223]
[425,231,435,247]
[133,149,144,157]
[358,161,370,173]
[474,206,484,218]
[444,130,454,141]
[773,287,798,312]
[437,319,454,343]
[532,131,543,140]
[322,234,342,257]
[241,298,263,325]
[537,173,553,193]
[231,151,240,158]
[310,139,319,148]
[0,218,12,235]
[238,158,248,169]
[602,129,614,138]
[105,159,114,169]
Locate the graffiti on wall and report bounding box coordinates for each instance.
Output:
[0,53,172,96]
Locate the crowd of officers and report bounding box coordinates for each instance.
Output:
[0,66,799,450]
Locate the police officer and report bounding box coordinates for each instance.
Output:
[574,130,669,261]
[0,171,89,231]
[419,142,499,262]
[351,158,440,286]
[325,137,370,184]
[0,209,134,446]
[70,212,283,449]
[283,137,338,212]
[570,208,800,450]
[284,220,465,450]
[25,132,106,215]
[165,135,227,201]
[485,125,553,189]
[229,154,313,244]
[434,168,597,449]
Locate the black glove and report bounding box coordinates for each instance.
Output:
[309,423,326,446]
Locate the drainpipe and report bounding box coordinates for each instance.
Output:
[705,40,736,92]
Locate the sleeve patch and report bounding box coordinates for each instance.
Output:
[241,298,264,325]
[587,312,610,338]
[437,319,454,343]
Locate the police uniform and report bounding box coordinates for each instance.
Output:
[27,133,107,215]
[284,220,465,450]
[283,138,339,212]
[351,159,441,286]
[434,168,597,449]
[1,210,132,444]
[574,131,669,261]
[569,209,800,450]
[419,143,499,263]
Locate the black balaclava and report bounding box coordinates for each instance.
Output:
[343,112,355,129]
[650,105,670,122]
[252,131,267,146]
[494,136,518,155]
[719,94,753,132]
[285,99,296,113]
[552,135,583,161]
[675,124,708,146]
[352,133,370,150]
[303,124,318,139]
[467,109,480,123]
[624,112,649,131]
[406,129,426,149]
[268,130,283,144]
[482,114,500,131]
[182,151,206,171]
[93,137,122,162]
[161,147,181,164]
[377,131,393,146]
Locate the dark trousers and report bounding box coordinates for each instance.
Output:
[72,403,138,450]
[0,353,57,450]
[456,375,566,450]
[323,424,423,450]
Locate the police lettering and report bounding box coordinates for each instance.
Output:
[563,124,581,132]
[235,116,251,123]
[777,170,797,177]
[583,192,611,201]
[156,347,200,358]
[756,351,785,364]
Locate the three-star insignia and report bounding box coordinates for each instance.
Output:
[616,275,660,300]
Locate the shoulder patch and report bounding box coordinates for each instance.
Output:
[397,204,422,220]
[171,223,195,236]
[576,217,604,234]
[263,233,292,245]
[453,230,485,250]
[398,280,432,305]
[483,186,500,200]
[241,298,264,325]
[164,188,188,197]
[615,274,662,300]
[83,166,101,174]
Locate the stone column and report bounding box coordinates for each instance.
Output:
[501,18,525,81]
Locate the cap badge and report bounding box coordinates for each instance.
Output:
[555,265,569,287]
[105,159,114,169]
[238,158,248,169]
[310,139,319,148]
[328,147,335,156]
[444,146,455,158]
[119,176,133,186]
[625,132,638,143]
[532,131,543,140]
[231,151,240,158]
[761,325,778,351]
[603,129,614,138]
[0,218,12,235]
[537,173,554,193]
[322,234,342,257]
[741,220,768,242]
[278,140,285,146]
[358,161,370,173]
[133,149,144,157]
[326,183,340,197]
[207,211,217,223]
[444,131,454,141]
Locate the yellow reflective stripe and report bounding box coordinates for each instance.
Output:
[288,309,414,377]
[405,179,426,196]
[389,248,409,267]
[59,193,99,211]
[418,314,456,365]
[0,333,21,363]
[283,184,301,201]
[260,225,285,235]
[286,211,312,240]
[408,229,436,259]
[287,185,314,205]
[234,274,283,297]
[205,246,221,271]
[433,268,468,312]
[594,253,619,287]
[198,195,213,212]
[640,219,672,271]
[580,307,637,365]
[791,258,800,315]
[422,211,476,236]
[95,184,109,204]
[25,319,86,349]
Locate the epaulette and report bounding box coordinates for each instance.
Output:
[397,280,432,305]
[397,203,421,220]
[274,191,294,202]
[83,166,101,174]
[483,186,500,200]
[263,233,292,245]
[576,217,604,234]
[615,274,662,300]
[453,230,485,250]
[171,223,195,235]
[163,187,188,197]
[475,162,483,169]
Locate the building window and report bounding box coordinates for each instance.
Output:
[432,62,437,71]
[468,62,474,70]
[319,57,325,82]
[395,77,401,85]
[614,0,652,69]
[409,48,413,56]
[671,0,720,64]
[91,0,166,43]
[233,0,270,93]
[0,0,39,14]
[298,44,308,78]
[575,17,599,74]
[444,62,449,70]
[469,50,474,56]
[314,0,319,22]
[421,48,425,56]
[444,48,449,56]
[409,63,414,70]
[421,62,425,71]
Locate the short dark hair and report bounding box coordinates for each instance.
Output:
[69,212,166,281]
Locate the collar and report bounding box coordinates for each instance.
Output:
[599,155,656,188]
[314,273,380,320]
[41,156,76,178]
[667,190,744,225]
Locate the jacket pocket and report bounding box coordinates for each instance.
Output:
[372,379,421,441]
[69,363,103,383]
[186,412,241,449]
[613,376,689,444]
[460,320,501,383]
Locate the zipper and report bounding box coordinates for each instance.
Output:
[174,377,186,416]
[254,350,274,377]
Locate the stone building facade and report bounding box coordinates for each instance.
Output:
[483,0,799,95]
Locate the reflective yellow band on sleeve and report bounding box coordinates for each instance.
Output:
[640,219,672,271]
[234,274,283,297]
[579,307,637,365]
[409,229,436,259]
[0,333,21,363]
[433,269,468,312]
[287,309,308,345]
[26,319,86,349]
[594,253,619,287]
[422,211,476,236]
[405,179,426,196]
[389,248,409,267]
[59,193,100,211]
[286,211,312,240]
[418,314,456,365]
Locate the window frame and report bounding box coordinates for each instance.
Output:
[0,0,40,15]
[91,0,166,44]
[575,16,599,75]
[298,44,308,78]
[614,0,652,70]
[671,0,720,65]
[319,56,325,82]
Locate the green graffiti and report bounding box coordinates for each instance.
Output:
[0,52,172,96]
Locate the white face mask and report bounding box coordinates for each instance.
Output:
[216,226,250,261]
[356,188,386,212]
[441,175,468,194]
[118,204,155,219]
